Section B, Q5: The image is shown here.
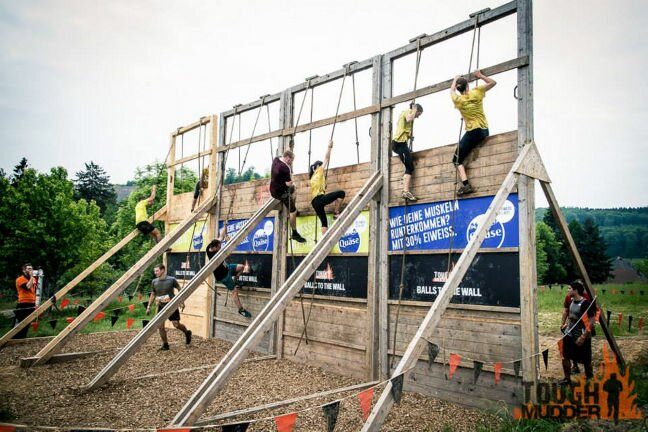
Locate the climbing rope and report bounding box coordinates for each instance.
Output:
[351,72,360,164]
[409,37,423,152]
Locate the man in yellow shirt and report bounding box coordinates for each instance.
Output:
[309,140,346,236]
[451,70,496,195]
[135,185,162,243]
[392,103,423,201]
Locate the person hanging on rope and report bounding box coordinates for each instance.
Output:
[560,280,596,384]
[14,263,38,339]
[392,102,423,201]
[135,185,163,244]
[450,70,496,195]
[270,149,307,243]
[146,264,192,351]
[205,227,253,318]
[309,140,346,237]
[190,168,209,212]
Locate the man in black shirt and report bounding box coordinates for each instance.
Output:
[206,227,253,318]
[560,280,595,383]
[269,149,306,243]
[146,264,192,350]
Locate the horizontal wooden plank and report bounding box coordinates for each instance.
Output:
[172,117,211,137]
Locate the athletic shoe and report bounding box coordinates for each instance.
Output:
[457,183,474,196]
[159,343,170,351]
[239,308,252,318]
[185,330,192,345]
[291,232,307,243]
[402,191,418,201]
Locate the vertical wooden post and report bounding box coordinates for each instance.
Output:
[378,55,393,379]
[165,133,177,269]
[366,55,383,380]
[206,115,219,337]
[517,0,539,400]
[270,89,291,359]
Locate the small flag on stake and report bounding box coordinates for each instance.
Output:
[513,360,521,379]
[628,315,633,331]
[126,318,135,329]
[427,342,440,369]
[221,422,250,432]
[473,361,484,384]
[274,412,297,432]
[542,349,549,370]
[128,294,133,301]
[48,319,57,330]
[110,315,119,327]
[322,400,340,432]
[141,301,149,309]
[391,374,404,404]
[31,322,39,332]
[639,317,644,332]
[66,317,74,324]
[494,362,502,384]
[618,313,623,327]
[93,311,105,322]
[128,304,135,312]
[60,298,70,309]
[142,319,150,327]
[77,305,86,316]
[358,387,374,421]
[448,353,461,380]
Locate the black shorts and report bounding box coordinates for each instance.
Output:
[563,335,592,364]
[453,128,489,165]
[158,302,181,322]
[311,191,346,228]
[277,189,297,213]
[136,221,156,235]
[392,141,414,175]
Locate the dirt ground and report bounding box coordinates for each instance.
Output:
[0,331,646,431]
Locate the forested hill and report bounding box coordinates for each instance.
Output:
[535,207,648,259]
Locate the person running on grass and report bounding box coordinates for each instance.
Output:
[269,149,306,243]
[206,226,253,318]
[146,264,192,351]
[450,70,496,195]
[392,102,423,201]
[309,140,346,237]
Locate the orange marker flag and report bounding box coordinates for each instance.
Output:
[0,424,17,432]
[60,298,70,309]
[156,428,190,432]
[494,362,502,384]
[93,311,105,322]
[275,412,297,432]
[126,318,135,329]
[558,339,564,358]
[31,322,39,332]
[594,308,601,323]
[639,317,644,332]
[618,313,623,327]
[448,353,461,380]
[358,387,374,421]
[582,313,591,332]
[128,304,135,312]
[66,317,74,324]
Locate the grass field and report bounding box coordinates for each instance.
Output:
[537,282,648,337]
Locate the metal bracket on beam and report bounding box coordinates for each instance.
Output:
[469,7,491,18]
[342,61,358,71]
[408,33,428,43]
[304,75,319,82]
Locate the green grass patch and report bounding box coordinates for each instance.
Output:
[537,282,648,336]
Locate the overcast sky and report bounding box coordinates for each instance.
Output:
[1,0,646,208]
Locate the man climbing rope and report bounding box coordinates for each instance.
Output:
[146,264,192,351]
[392,102,423,201]
[450,70,496,195]
[190,168,209,212]
[560,280,596,384]
[14,263,38,339]
[309,140,345,237]
[135,185,163,244]
[269,149,306,243]
[205,226,253,318]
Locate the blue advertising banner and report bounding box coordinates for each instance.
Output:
[219,217,275,252]
[388,194,519,252]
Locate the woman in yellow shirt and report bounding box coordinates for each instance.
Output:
[309,140,346,236]
[451,70,496,195]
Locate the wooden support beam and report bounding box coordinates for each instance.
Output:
[195,381,378,426]
[221,93,282,117]
[360,145,534,431]
[172,117,211,137]
[540,181,626,367]
[20,347,121,368]
[29,197,217,366]
[170,173,382,427]
[215,57,527,154]
[133,355,276,381]
[169,149,213,167]
[0,206,167,349]
[85,198,280,390]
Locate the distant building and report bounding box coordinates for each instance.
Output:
[607,257,647,283]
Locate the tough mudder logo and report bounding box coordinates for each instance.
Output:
[315,263,335,280]
[515,348,643,421]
